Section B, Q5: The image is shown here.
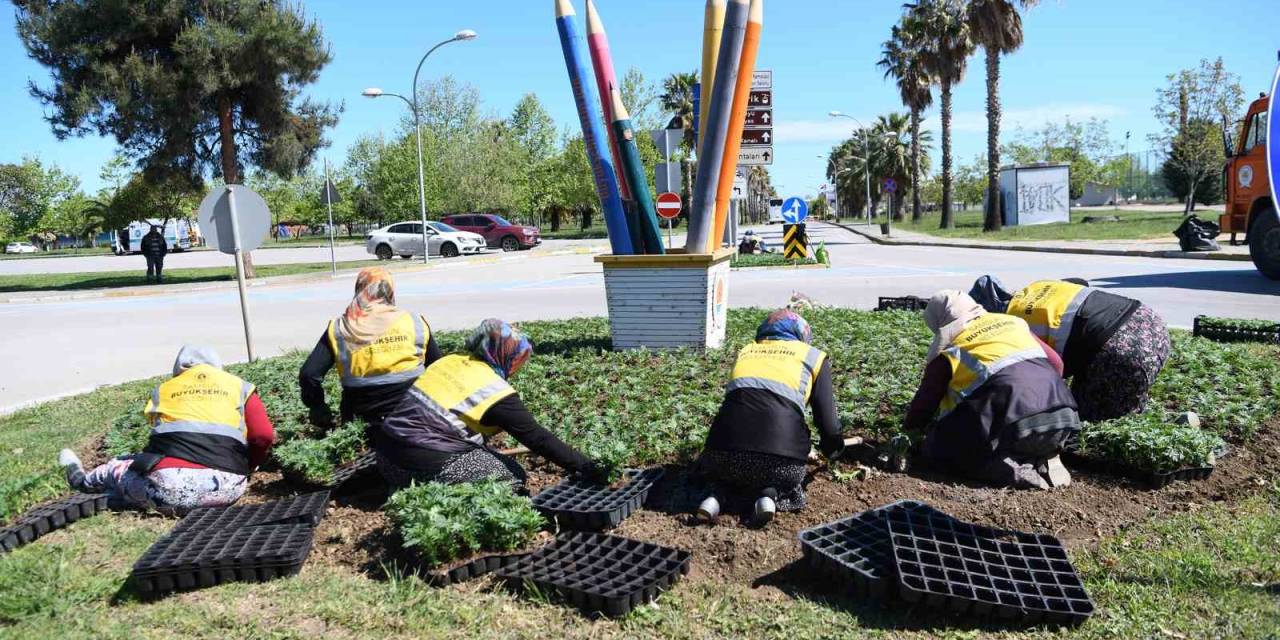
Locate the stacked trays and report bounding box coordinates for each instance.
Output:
[532,468,664,531]
[131,491,330,597]
[1192,316,1280,344]
[798,500,942,599]
[876,296,929,312]
[887,506,1095,626]
[496,532,691,617]
[0,493,110,553]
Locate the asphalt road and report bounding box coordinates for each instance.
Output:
[1,222,1275,413]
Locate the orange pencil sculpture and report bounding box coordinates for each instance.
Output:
[709,0,762,252]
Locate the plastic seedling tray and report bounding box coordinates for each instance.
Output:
[887,507,1094,626]
[173,491,330,534]
[496,531,690,618]
[421,551,529,587]
[532,468,664,531]
[0,493,110,554]
[876,296,929,312]
[283,451,379,489]
[1061,450,1214,489]
[131,524,316,596]
[798,500,948,599]
[1192,316,1280,344]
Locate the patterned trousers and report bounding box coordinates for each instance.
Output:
[75,456,248,516]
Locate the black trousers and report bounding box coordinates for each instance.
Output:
[145,255,164,281]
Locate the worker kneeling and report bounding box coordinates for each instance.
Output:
[905,291,1078,490]
[372,319,607,488]
[695,310,845,526]
[58,345,275,515]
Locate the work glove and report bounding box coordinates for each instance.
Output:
[578,460,614,485]
[819,433,846,463]
[309,409,336,432]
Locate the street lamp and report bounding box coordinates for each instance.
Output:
[363,29,478,263]
[829,111,873,225]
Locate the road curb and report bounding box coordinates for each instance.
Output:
[828,220,1252,262]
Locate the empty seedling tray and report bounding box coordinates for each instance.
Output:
[876,296,929,312]
[496,531,690,618]
[532,468,664,531]
[173,490,330,534]
[132,524,317,596]
[0,492,110,554]
[887,507,1094,626]
[798,500,947,599]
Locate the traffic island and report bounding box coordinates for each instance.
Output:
[595,248,734,350]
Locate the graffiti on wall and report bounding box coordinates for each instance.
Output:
[1018,182,1067,215]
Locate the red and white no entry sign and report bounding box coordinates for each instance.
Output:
[656,192,682,219]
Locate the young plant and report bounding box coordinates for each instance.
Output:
[272,420,368,484]
[386,479,544,567]
[578,439,631,484]
[105,411,151,457]
[1077,412,1225,474]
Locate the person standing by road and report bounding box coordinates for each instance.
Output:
[140,225,168,283]
[905,291,1079,490]
[57,345,275,515]
[299,267,442,430]
[969,276,1171,422]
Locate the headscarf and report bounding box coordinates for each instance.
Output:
[968,275,1014,314]
[465,319,533,379]
[172,344,223,376]
[923,290,986,363]
[756,308,812,343]
[335,267,400,348]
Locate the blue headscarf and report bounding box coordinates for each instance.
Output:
[756,309,812,344]
[465,319,533,379]
[968,275,1014,314]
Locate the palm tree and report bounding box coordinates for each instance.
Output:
[967,0,1039,232]
[879,22,934,222]
[660,71,699,216]
[871,113,933,220]
[904,0,973,230]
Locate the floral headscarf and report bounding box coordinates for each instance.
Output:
[756,308,812,344]
[465,318,533,379]
[335,267,399,348]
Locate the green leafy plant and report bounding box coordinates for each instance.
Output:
[104,411,151,457]
[385,480,544,567]
[1078,412,1225,474]
[578,439,630,484]
[1196,316,1280,333]
[731,253,820,268]
[272,420,368,484]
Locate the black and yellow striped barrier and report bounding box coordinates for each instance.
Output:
[783,223,807,259]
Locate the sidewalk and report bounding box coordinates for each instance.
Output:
[834,221,1252,262]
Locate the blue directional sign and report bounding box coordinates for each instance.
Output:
[1269,56,1279,209]
[884,178,897,194]
[781,196,808,224]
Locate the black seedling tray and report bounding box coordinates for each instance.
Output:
[887,507,1094,626]
[496,532,690,618]
[172,491,330,533]
[131,524,316,596]
[422,551,528,587]
[1192,316,1280,344]
[283,451,379,489]
[876,296,929,312]
[798,500,947,599]
[532,468,664,531]
[0,492,110,554]
[1061,450,1214,489]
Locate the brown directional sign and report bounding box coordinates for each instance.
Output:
[748,90,772,108]
[744,110,773,128]
[741,129,773,146]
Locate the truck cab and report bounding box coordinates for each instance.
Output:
[1222,93,1279,279]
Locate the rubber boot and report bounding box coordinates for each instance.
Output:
[696,496,721,524]
[753,488,778,526]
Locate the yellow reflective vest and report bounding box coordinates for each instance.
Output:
[327,311,429,388]
[1006,280,1090,356]
[939,314,1047,417]
[411,354,516,438]
[727,340,827,411]
[144,364,254,473]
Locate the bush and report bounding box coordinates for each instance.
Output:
[272,420,368,483]
[385,480,544,567]
[1078,412,1225,474]
[730,253,820,268]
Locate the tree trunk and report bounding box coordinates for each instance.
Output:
[910,108,922,222]
[940,79,955,230]
[1184,178,1197,214]
[983,46,1003,232]
[218,95,255,277]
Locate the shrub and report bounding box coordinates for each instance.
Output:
[385,480,544,567]
[1078,412,1225,474]
[272,420,368,484]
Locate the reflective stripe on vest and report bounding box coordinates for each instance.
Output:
[939,314,1046,417]
[1005,280,1090,356]
[412,354,516,437]
[726,340,827,411]
[327,312,429,388]
[144,365,252,445]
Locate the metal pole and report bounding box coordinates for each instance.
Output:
[667,218,673,250]
[411,102,429,264]
[225,186,256,362]
[325,158,337,274]
[863,136,872,225]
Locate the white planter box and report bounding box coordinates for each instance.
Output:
[594,248,733,351]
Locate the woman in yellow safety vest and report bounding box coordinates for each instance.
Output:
[372,319,607,487]
[904,291,1080,490]
[969,275,1170,422]
[299,267,441,429]
[694,309,845,526]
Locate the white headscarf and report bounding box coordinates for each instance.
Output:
[172,344,223,376]
[923,290,986,363]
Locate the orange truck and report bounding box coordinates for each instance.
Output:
[1222,88,1278,279]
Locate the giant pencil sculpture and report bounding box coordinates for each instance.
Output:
[699,0,727,151]
[710,0,763,252]
[555,0,632,255]
[584,0,631,202]
[610,87,665,255]
[685,0,749,253]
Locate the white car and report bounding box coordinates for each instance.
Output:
[365,221,487,260]
[5,241,38,254]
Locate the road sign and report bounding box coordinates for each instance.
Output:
[752,70,773,90]
[748,90,772,108]
[197,185,270,255]
[649,129,685,161]
[1269,56,1279,211]
[741,129,773,146]
[783,223,808,259]
[738,147,773,166]
[884,178,897,193]
[732,170,748,199]
[655,162,681,194]
[781,196,808,224]
[656,192,682,219]
[743,110,772,128]
[320,180,341,204]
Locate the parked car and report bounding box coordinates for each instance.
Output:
[440,214,541,251]
[5,241,38,254]
[365,221,486,260]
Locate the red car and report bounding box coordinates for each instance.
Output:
[439,214,541,252]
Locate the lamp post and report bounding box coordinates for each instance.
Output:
[363,29,477,264]
[829,112,873,225]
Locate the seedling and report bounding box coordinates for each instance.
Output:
[386,480,544,568]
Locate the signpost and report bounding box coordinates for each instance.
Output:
[883,178,897,237]
[321,158,341,275]
[781,196,808,260]
[197,185,270,362]
[781,196,808,224]
[656,192,682,249]
[739,69,772,167]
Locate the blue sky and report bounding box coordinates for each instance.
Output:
[1,0,1276,201]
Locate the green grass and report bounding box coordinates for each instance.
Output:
[0,246,117,260]
[0,259,387,293]
[888,207,1208,242]
[539,224,611,240]
[730,253,823,268]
